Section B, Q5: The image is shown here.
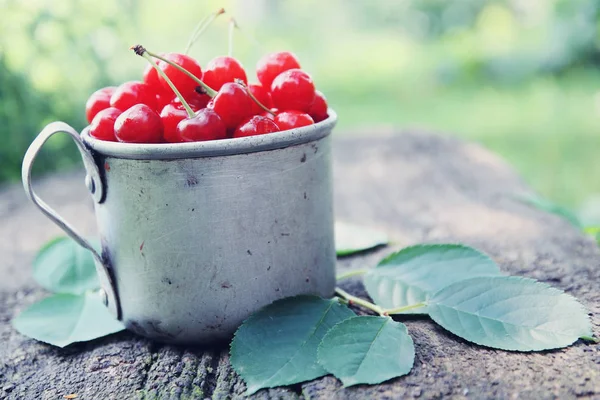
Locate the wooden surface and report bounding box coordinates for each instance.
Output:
[0,132,598,399]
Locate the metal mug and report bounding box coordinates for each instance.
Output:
[22,111,337,344]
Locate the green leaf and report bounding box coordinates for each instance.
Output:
[516,194,582,229]
[318,316,414,386]
[12,291,125,347]
[230,295,355,395]
[364,244,501,314]
[428,276,592,351]
[33,237,100,294]
[335,221,389,256]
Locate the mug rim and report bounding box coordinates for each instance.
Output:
[82,109,337,160]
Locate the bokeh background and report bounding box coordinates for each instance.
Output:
[2,0,600,214]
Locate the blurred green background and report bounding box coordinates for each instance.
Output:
[1,0,600,212]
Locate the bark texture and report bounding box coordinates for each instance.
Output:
[1,132,598,399]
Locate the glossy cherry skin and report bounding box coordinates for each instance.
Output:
[248,83,273,115]
[271,69,315,113]
[143,60,171,96]
[256,51,301,89]
[160,103,190,143]
[234,116,280,138]
[274,111,314,131]
[157,53,203,97]
[177,109,227,142]
[85,86,116,123]
[110,81,157,112]
[182,91,211,109]
[89,107,121,141]
[208,82,254,129]
[155,92,175,112]
[202,56,247,91]
[114,104,163,143]
[308,90,328,122]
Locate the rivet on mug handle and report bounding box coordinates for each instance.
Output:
[22,121,121,319]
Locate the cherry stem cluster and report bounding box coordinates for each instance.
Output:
[141,49,218,98]
[184,8,225,55]
[235,79,275,116]
[132,45,196,118]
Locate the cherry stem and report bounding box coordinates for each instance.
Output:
[235,79,275,116]
[131,45,195,118]
[184,8,225,55]
[144,49,218,97]
[230,18,263,51]
[228,18,236,58]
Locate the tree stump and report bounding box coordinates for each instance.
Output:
[1,132,598,399]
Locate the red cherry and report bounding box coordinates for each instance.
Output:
[271,69,315,113]
[143,60,171,96]
[85,87,116,123]
[256,51,301,89]
[202,56,247,91]
[157,53,202,97]
[110,81,158,112]
[114,104,163,143]
[248,83,273,115]
[308,90,328,122]
[274,111,314,131]
[182,91,210,109]
[156,92,174,112]
[234,116,280,138]
[160,103,189,143]
[89,107,121,141]
[208,82,253,129]
[177,109,227,142]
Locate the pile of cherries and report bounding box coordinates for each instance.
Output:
[85,44,328,143]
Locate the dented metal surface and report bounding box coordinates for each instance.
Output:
[22,112,338,344]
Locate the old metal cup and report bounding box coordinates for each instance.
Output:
[22,112,337,344]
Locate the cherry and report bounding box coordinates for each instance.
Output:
[156,92,174,111]
[202,56,247,91]
[134,45,198,127]
[208,82,253,129]
[271,69,315,113]
[234,115,280,138]
[89,107,121,141]
[114,104,163,143]
[85,86,116,123]
[110,81,157,112]
[274,111,314,131]
[248,83,273,115]
[177,109,227,142]
[182,91,210,109]
[157,53,203,97]
[160,96,206,143]
[160,103,190,143]
[143,59,171,96]
[308,90,328,122]
[256,51,301,89]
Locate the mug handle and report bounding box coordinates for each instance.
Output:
[22,121,121,319]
